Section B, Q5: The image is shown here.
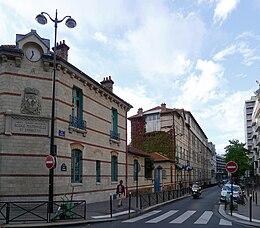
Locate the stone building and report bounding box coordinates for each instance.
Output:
[0,29,132,203]
[129,103,211,188]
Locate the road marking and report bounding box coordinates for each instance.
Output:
[146,210,178,223]
[91,210,135,219]
[123,210,161,223]
[219,218,232,226]
[194,211,213,224]
[169,210,196,223]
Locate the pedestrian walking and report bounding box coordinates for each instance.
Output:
[116,180,125,207]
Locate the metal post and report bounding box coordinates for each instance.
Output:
[249,194,252,222]
[253,191,255,202]
[6,203,10,224]
[110,194,113,218]
[256,192,258,205]
[230,175,233,216]
[128,192,131,218]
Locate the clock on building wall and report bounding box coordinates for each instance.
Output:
[24,43,42,62]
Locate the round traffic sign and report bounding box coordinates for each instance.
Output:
[226,161,238,173]
[45,155,55,169]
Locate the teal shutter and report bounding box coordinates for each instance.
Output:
[111,156,118,182]
[79,89,83,121]
[112,108,118,134]
[71,149,82,183]
[72,87,77,117]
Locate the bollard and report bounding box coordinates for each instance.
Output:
[249,194,252,222]
[110,193,113,218]
[256,192,258,205]
[128,192,132,218]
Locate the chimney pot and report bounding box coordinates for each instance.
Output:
[100,76,114,92]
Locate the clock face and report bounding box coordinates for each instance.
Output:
[25,46,41,62]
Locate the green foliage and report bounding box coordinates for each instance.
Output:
[140,131,174,159]
[224,139,251,177]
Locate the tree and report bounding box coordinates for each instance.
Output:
[224,139,251,179]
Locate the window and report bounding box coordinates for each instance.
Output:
[111,156,118,182]
[134,159,138,181]
[145,157,154,179]
[110,108,120,140]
[71,149,82,183]
[70,86,86,130]
[145,114,160,132]
[162,169,166,179]
[96,160,101,183]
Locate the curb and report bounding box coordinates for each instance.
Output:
[218,204,260,227]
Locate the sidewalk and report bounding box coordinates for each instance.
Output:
[219,189,260,227]
[1,188,260,227]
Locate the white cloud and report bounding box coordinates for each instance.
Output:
[93,32,108,43]
[116,10,206,82]
[213,42,260,66]
[175,59,224,110]
[214,0,240,25]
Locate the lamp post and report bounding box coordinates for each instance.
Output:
[36,10,76,212]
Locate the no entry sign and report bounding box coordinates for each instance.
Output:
[226,161,238,173]
[45,155,55,169]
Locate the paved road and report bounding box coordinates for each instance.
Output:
[68,186,252,228]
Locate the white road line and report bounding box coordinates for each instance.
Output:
[91,210,135,219]
[169,210,196,223]
[194,211,213,224]
[219,218,232,226]
[146,210,179,223]
[123,210,161,223]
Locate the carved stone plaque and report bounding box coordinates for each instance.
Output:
[21,87,42,115]
[11,116,49,135]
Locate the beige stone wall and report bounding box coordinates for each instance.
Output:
[0,35,131,203]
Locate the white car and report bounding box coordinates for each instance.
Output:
[220,184,242,202]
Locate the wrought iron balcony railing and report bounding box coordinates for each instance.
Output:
[110,130,120,141]
[69,115,86,131]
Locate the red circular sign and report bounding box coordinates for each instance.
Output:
[226,161,238,173]
[45,155,55,169]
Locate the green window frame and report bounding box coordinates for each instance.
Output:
[111,155,118,182]
[96,160,101,183]
[72,86,83,119]
[71,149,82,183]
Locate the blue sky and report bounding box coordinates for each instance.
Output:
[1,0,259,154]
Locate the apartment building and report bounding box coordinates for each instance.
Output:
[129,103,212,189]
[0,30,132,203]
[251,92,260,177]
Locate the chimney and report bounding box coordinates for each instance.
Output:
[137,108,143,115]
[161,103,166,109]
[100,76,114,92]
[55,40,70,61]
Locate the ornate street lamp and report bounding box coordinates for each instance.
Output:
[36,10,76,212]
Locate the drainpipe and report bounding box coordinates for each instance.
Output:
[125,111,128,194]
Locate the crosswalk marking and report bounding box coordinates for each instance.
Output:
[146,210,178,223]
[169,210,196,223]
[219,218,232,226]
[194,211,213,224]
[123,210,161,223]
[123,209,233,226]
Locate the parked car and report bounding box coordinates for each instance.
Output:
[220,184,242,202]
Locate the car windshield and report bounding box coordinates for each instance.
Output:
[222,185,240,191]
[192,184,199,189]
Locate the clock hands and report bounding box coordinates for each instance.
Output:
[30,50,35,60]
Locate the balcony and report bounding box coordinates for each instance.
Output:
[69,115,87,136]
[110,130,120,145]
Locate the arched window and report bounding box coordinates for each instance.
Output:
[71,149,82,183]
[111,155,118,182]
